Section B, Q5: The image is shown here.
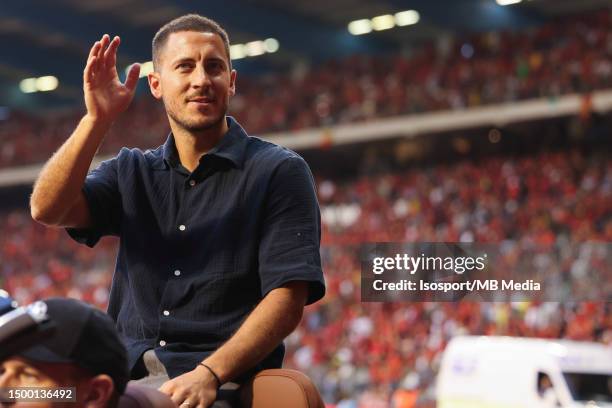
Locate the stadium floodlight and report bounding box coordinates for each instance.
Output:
[395,10,420,26]
[230,44,247,60]
[245,41,266,57]
[348,19,372,35]
[371,14,396,31]
[263,38,279,53]
[496,0,521,5]
[138,61,154,78]
[231,38,278,60]
[19,78,38,94]
[35,76,58,92]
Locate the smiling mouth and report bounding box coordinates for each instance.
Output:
[188,97,215,104]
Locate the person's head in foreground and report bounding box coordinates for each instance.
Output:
[148,14,236,135]
[0,298,129,408]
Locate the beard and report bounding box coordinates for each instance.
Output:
[164,97,227,132]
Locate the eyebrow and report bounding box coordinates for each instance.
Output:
[170,55,227,67]
[171,57,196,66]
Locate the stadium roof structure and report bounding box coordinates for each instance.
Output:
[0,0,609,111]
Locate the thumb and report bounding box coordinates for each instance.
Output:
[124,63,141,92]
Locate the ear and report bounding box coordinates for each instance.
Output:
[229,69,237,97]
[82,374,115,408]
[148,71,163,100]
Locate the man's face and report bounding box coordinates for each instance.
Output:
[150,31,237,132]
[0,357,87,408]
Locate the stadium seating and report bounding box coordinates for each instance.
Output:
[0,9,611,168]
[1,145,609,406]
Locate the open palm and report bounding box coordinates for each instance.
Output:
[83,34,141,122]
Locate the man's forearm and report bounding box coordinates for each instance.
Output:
[30,115,110,225]
[202,281,308,384]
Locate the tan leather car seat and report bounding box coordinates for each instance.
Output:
[119,369,324,408]
[240,369,325,408]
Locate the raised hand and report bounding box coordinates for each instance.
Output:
[83,34,141,123]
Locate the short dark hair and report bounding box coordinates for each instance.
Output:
[152,14,231,70]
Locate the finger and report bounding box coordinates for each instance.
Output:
[124,63,141,92]
[169,388,190,406]
[158,380,173,394]
[85,41,102,80]
[87,41,102,63]
[178,401,195,408]
[97,34,110,63]
[103,36,120,69]
[84,56,98,84]
[171,392,188,406]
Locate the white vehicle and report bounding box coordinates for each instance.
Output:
[437,336,612,408]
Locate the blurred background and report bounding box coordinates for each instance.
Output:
[0,0,610,406]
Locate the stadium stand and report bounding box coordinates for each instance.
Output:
[1,125,609,405]
[1,5,611,408]
[1,9,612,168]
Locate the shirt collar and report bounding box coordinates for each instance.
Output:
[157,116,248,170]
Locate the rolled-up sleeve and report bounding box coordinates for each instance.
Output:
[66,155,122,247]
[258,156,325,305]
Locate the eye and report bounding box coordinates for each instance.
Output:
[207,61,223,72]
[176,62,193,70]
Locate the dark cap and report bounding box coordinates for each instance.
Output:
[19,298,129,394]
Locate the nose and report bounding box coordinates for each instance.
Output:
[191,64,212,89]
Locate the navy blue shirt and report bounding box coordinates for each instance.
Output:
[67,117,325,380]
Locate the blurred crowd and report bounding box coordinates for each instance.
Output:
[1,6,612,407]
[1,146,610,407]
[2,9,612,168]
[286,147,611,406]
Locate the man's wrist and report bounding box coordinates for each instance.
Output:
[197,363,222,388]
[82,113,113,134]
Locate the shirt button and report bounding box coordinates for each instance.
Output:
[159,340,166,347]
[189,180,196,187]
[174,270,181,276]
[179,225,186,231]
[163,310,170,316]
